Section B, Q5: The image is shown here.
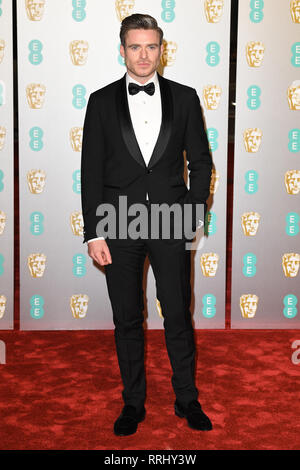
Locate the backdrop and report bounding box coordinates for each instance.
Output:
[17,0,231,330]
[0,0,14,329]
[231,0,300,328]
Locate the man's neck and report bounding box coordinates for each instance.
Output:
[127,70,156,85]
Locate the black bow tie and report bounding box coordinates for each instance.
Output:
[128,82,155,96]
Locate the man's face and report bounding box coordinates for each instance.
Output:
[120,29,163,83]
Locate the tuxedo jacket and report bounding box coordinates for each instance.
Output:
[81,72,212,243]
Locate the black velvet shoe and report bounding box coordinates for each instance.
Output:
[114,405,146,436]
[174,400,212,431]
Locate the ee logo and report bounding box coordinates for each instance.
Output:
[283,295,298,319]
[30,212,44,235]
[245,170,258,194]
[206,42,220,67]
[72,84,86,109]
[250,0,264,23]
[205,211,217,236]
[72,170,81,194]
[161,0,175,23]
[30,295,45,319]
[247,85,261,110]
[0,253,4,276]
[72,0,86,22]
[286,212,300,236]
[202,294,216,318]
[29,127,43,151]
[288,129,300,152]
[73,254,87,277]
[243,253,257,277]
[28,40,43,65]
[207,128,219,152]
[0,169,4,192]
[291,43,300,68]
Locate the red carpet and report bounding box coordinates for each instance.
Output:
[0,329,299,450]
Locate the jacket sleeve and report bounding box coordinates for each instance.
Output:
[182,89,212,227]
[80,92,105,243]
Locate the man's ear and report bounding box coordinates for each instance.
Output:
[120,44,125,58]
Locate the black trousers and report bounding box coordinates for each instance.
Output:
[104,226,198,411]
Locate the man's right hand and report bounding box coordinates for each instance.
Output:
[88,239,112,266]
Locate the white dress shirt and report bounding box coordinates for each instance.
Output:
[88,71,162,243]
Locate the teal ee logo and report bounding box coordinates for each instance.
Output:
[207,128,219,152]
[72,84,86,109]
[250,0,264,23]
[0,0,2,17]
[245,170,258,194]
[291,43,300,68]
[243,253,257,277]
[206,42,220,67]
[205,211,217,236]
[30,212,44,235]
[72,254,87,277]
[30,295,45,319]
[247,85,261,110]
[283,294,298,319]
[72,0,86,22]
[288,129,300,152]
[202,294,216,318]
[29,127,43,151]
[28,40,43,65]
[286,212,300,236]
[118,43,125,66]
[0,253,4,276]
[161,0,176,23]
[72,170,81,194]
[0,169,4,192]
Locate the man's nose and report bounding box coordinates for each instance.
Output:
[140,48,148,59]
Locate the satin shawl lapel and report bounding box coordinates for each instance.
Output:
[148,73,173,169]
[116,73,173,169]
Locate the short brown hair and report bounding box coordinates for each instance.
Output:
[120,14,164,47]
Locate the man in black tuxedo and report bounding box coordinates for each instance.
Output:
[81,14,212,436]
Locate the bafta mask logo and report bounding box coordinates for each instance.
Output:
[291,0,300,23]
[70,211,84,237]
[285,170,300,195]
[243,128,263,153]
[161,40,177,67]
[27,169,46,194]
[25,0,45,21]
[0,40,5,64]
[69,40,89,66]
[27,253,46,278]
[210,168,220,194]
[0,126,6,150]
[156,298,163,319]
[204,0,224,23]
[200,252,219,277]
[70,294,89,319]
[241,212,260,236]
[115,0,135,22]
[240,294,259,319]
[287,81,300,110]
[26,83,46,109]
[0,210,6,235]
[282,253,300,278]
[246,41,265,68]
[203,85,222,110]
[0,295,6,319]
[70,127,83,152]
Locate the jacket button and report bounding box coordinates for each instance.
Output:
[147,169,152,174]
